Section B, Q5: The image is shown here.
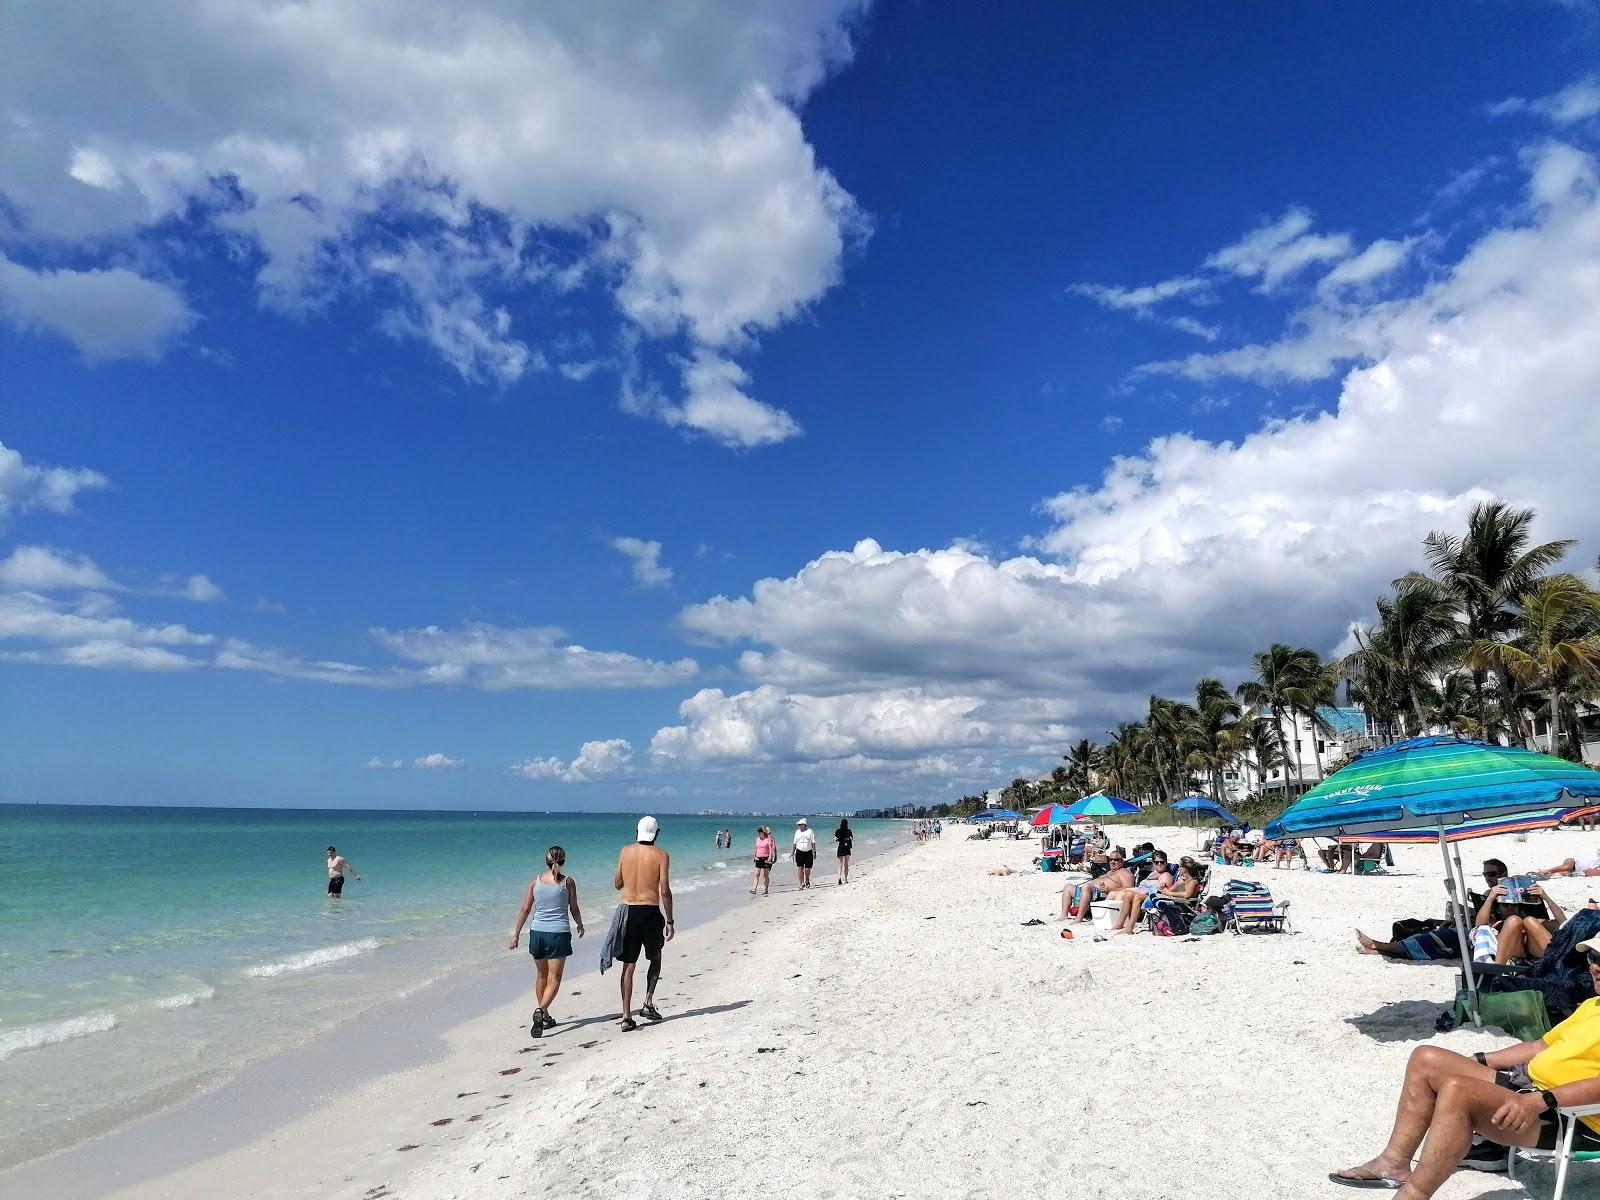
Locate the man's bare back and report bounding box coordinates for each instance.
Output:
[615,842,672,911]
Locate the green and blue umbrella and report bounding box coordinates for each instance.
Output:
[1059,793,1139,819]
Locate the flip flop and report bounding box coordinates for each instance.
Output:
[1327,1169,1403,1189]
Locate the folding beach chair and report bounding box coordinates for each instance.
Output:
[1224,879,1291,934]
[1507,1104,1600,1199]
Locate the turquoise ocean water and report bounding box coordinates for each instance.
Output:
[0,805,899,1166]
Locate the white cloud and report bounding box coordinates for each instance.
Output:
[1168,316,1220,341]
[625,351,801,448]
[0,546,114,591]
[1317,237,1415,293]
[1203,206,1353,288]
[181,574,226,603]
[0,441,109,534]
[363,757,404,770]
[370,620,697,689]
[413,752,463,770]
[1488,77,1600,125]
[1066,275,1207,312]
[2,640,198,671]
[1,1,863,435]
[511,738,634,783]
[611,537,672,589]
[0,253,195,361]
[662,152,1600,773]
[0,590,213,650]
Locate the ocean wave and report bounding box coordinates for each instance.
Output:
[244,937,382,979]
[710,861,729,870]
[155,984,217,1010]
[0,1011,119,1062]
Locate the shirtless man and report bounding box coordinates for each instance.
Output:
[325,845,361,896]
[613,816,675,1032]
[1059,853,1133,923]
[1539,849,1600,877]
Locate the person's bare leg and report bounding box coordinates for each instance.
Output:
[1355,929,1410,960]
[619,961,636,1024]
[1495,916,1527,965]
[1525,919,1556,959]
[533,958,549,1015]
[541,957,567,1016]
[1077,886,1098,923]
[1394,1077,1538,1199]
[1334,1046,1491,1185]
[1056,882,1077,920]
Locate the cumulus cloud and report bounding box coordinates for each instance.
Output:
[611,537,672,589]
[657,143,1600,773]
[1,1,863,436]
[413,752,463,770]
[0,546,114,591]
[0,253,196,361]
[180,574,226,603]
[512,738,634,783]
[0,441,109,534]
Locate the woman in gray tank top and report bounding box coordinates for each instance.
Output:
[509,846,585,1038]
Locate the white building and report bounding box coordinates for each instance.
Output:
[1222,705,1372,802]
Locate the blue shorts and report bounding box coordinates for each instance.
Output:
[529,930,573,960]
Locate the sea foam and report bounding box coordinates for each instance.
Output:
[155,984,217,1010]
[244,937,381,979]
[0,1011,119,1062]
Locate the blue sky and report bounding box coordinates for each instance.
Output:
[4,3,1600,810]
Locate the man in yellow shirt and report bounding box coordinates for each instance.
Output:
[1331,939,1600,1195]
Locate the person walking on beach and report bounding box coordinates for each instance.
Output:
[612,816,673,1032]
[835,818,854,885]
[325,846,361,896]
[751,826,775,895]
[792,818,817,889]
[509,846,585,1038]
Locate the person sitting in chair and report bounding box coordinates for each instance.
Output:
[1057,853,1133,924]
[1329,939,1600,1194]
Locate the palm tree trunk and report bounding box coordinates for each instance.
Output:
[1287,713,1305,797]
[1307,710,1326,781]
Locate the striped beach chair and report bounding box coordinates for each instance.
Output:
[1225,879,1291,934]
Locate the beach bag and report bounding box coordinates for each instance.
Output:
[1150,913,1174,937]
[1189,912,1221,935]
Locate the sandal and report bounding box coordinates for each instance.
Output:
[620,1017,639,1032]
[640,1004,663,1023]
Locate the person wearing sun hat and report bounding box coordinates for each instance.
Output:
[1330,938,1600,1192]
[609,816,674,1032]
[791,818,817,889]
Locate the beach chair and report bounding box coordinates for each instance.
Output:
[1507,1104,1600,1199]
[1224,879,1291,934]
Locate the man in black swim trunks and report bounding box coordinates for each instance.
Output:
[612,816,674,1032]
[325,845,361,895]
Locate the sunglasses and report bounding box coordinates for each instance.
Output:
[1588,951,1600,967]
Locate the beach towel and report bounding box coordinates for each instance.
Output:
[1471,924,1499,963]
[598,903,628,976]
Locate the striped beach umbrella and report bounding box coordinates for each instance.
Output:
[1331,807,1577,844]
[1265,736,1600,1026]
[1029,803,1078,827]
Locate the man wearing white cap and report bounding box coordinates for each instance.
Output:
[611,816,674,1032]
[791,818,818,889]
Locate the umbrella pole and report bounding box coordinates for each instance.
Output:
[1442,823,1482,1028]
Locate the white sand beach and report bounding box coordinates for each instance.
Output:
[22,823,1600,1200]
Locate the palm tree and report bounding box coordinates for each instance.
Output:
[1403,501,1574,742]
[1343,581,1458,736]
[1189,677,1241,804]
[1237,715,1287,796]
[1473,574,1600,759]
[1237,644,1322,795]
[1061,739,1099,798]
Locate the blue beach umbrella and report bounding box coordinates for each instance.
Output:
[1264,736,1600,1025]
[1059,794,1139,819]
[1172,795,1240,824]
[972,808,1023,822]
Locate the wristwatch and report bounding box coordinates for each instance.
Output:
[1540,1088,1561,1112]
[1473,1052,1488,1066]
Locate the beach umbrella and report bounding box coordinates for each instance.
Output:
[1264,736,1600,1025]
[972,809,1023,822]
[1330,807,1582,845]
[1029,803,1077,827]
[1059,794,1139,819]
[1172,794,1241,846]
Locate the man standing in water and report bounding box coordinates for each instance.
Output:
[792,818,817,889]
[613,816,674,1032]
[325,845,361,895]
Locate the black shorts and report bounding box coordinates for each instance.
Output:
[795,849,815,868]
[327,875,344,895]
[837,842,852,858]
[754,857,772,869]
[618,905,665,964]
[1494,1069,1600,1151]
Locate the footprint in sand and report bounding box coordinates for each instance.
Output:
[467,1114,484,1122]
[497,1093,512,1099]
[430,1118,454,1127]
[499,1067,521,1076]
[456,1091,479,1099]
[397,1144,421,1152]
[579,1040,602,1049]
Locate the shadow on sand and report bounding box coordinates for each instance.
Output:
[1345,999,1450,1043]
[543,999,753,1037]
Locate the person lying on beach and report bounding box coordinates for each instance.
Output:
[1329,939,1600,1195]
[1539,850,1600,878]
[1355,859,1566,965]
[989,864,1016,876]
[1059,853,1133,923]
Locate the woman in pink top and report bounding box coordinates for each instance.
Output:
[750,826,776,896]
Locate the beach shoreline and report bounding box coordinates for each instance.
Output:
[1,828,909,1200]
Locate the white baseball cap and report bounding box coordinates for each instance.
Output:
[796,817,808,826]
[637,816,660,843]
